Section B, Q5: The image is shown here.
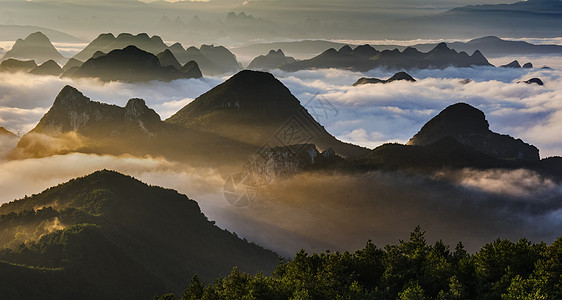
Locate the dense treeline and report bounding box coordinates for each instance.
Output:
[156,227,561,300]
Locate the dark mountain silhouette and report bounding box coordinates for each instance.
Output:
[2,32,64,64]
[21,86,162,137]
[166,70,368,158]
[92,51,106,59]
[73,33,241,76]
[156,49,182,70]
[349,104,562,180]
[411,36,562,58]
[356,137,507,172]
[66,46,202,82]
[281,43,491,72]
[72,33,168,62]
[353,72,416,86]
[232,40,349,60]
[407,103,539,161]
[73,33,242,76]
[28,60,63,76]
[0,59,37,73]
[0,170,278,299]
[13,85,255,165]
[62,58,83,71]
[199,44,242,74]
[501,60,521,68]
[523,62,533,68]
[172,45,242,75]
[520,78,544,85]
[180,61,203,78]
[0,127,16,137]
[247,49,296,70]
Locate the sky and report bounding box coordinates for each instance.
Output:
[0,0,545,43]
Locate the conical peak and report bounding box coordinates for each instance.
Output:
[52,86,90,109]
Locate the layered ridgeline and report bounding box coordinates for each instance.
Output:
[409,36,562,58]
[1,32,64,64]
[0,170,278,299]
[277,43,491,72]
[13,86,253,165]
[63,46,202,82]
[15,70,365,162]
[72,33,241,75]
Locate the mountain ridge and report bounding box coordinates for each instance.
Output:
[0,169,279,299]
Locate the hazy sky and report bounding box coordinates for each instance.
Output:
[0,0,531,42]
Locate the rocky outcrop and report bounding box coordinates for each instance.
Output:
[500,60,521,68]
[29,85,161,135]
[353,72,416,86]
[519,78,544,85]
[243,144,342,184]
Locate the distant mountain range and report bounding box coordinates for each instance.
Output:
[411,36,562,58]
[0,170,278,299]
[237,36,562,64]
[278,43,491,72]
[2,32,65,64]
[64,45,202,82]
[404,0,562,39]
[72,33,241,76]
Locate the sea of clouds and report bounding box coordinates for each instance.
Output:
[1,56,561,255]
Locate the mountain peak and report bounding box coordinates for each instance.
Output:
[0,127,17,137]
[500,60,521,68]
[25,31,51,43]
[429,42,452,53]
[388,71,416,82]
[339,45,353,54]
[408,103,539,161]
[125,98,161,123]
[2,31,64,63]
[416,103,489,134]
[53,85,91,109]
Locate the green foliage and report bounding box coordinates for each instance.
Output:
[0,170,278,300]
[171,227,562,300]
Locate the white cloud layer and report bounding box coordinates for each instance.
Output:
[2,60,562,158]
